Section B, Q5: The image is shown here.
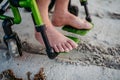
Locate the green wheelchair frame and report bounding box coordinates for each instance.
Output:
[0,0,92,59]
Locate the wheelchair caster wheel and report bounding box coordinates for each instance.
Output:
[4,32,22,57]
[7,39,21,57]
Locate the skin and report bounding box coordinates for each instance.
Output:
[35,0,92,53]
[52,0,92,29]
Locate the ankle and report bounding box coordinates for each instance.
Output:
[52,11,68,26]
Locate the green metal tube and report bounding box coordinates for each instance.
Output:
[19,0,29,7]
[10,5,21,24]
[30,0,44,26]
[0,15,13,20]
[18,0,43,26]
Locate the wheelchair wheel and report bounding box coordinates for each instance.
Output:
[68,5,79,16]
[7,39,22,57]
[4,32,22,57]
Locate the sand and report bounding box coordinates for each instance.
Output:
[0,0,120,80]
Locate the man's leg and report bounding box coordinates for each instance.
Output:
[35,0,78,52]
[52,0,92,29]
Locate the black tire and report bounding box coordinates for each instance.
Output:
[15,34,22,56]
[68,5,79,16]
[3,33,22,57]
[7,39,20,57]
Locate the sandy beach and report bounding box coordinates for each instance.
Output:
[0,0,120,80]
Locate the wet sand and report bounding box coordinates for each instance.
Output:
[0,0,120,80]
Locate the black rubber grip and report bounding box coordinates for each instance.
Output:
[35,26,59,59]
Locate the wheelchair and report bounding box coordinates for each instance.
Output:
[0,0,92,59]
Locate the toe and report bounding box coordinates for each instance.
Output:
[65,42,73,50]
[83,20,93,29]
[67,39,78,48]
[53,45,59,53]
[62,43,70,52]
[57,44,65,52]
[87,22,93,29]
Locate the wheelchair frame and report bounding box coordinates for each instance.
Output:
[0,0,92,59]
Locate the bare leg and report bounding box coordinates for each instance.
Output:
[35,0,78,52]
[52,0,92,29]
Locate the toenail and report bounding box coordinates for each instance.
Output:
[65,48,69,52]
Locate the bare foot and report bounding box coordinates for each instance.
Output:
[35,25,78,53]
[52,11,92,29]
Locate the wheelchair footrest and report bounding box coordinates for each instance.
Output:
[62,23,94,36]
[66,35,80,43]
